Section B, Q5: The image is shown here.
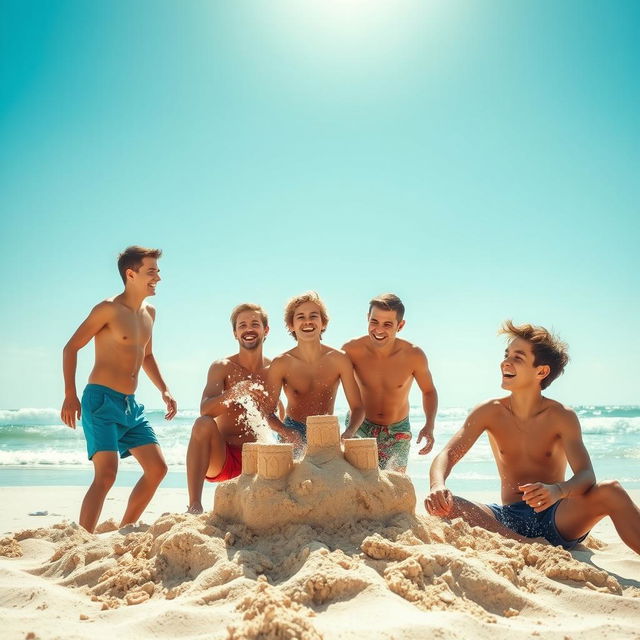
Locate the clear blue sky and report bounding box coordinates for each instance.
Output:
[1,1,638,411]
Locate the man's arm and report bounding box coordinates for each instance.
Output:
[262,358,296,440]
[412,348,438,455]
[60,302,112,429]
[519,410,596,512]
[199,362,231,418]
[142,320,177,420]
[426,408,486,516]
[338,354,365,438]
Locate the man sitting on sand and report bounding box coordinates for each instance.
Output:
[342,293,438,472]
[186,303,287,514]
[426,321,640,553]
[61,246,177,533]
[265,291,365,444]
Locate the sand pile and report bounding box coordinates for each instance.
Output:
[2,510,638,639]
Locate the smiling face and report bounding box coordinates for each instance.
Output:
[367,307,405,348]
[289,301,326,342]
[234,310,268,350]
[127,257,160,297]
[501,338,550,391]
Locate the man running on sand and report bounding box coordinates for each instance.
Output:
[186,303,286,514]
[61,246,177,533]
[265,291,365,445]
[342,293,438,472]
[426,321,640,553]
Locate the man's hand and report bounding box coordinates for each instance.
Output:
[518,482,563,513]
[162,391,178,420]
[61,395,81,429]
[416,424,435,455]
[425,484,453,517]
[341,426,358,440]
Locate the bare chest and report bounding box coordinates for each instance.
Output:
[102,309,153,347]
[284,360,339,397]
[488,421,564,465]
[354,355,413,392]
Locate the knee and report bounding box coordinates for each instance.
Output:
[93,468,117,491]
[145,459,168,485]
[589,479,628,506]
[192,415,216,439]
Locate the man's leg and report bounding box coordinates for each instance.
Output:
[555,480,640,553]
[79,451,119,533]
[445,497,531,543]
[120,443,168,527]
[186,415,227,514]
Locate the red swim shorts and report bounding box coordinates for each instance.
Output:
[205,443,243,482]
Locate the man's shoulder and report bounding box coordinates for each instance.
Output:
[469,397,506,419]
[342,336,368,353]
[543,397,579,424]
[209,356,237,373]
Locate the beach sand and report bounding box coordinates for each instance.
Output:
[1,479,639,640]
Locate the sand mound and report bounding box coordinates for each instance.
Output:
[2,508,636,639]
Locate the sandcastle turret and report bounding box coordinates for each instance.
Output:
[306,414,341,455]
[256,443,294,480]
[344,438,378,470]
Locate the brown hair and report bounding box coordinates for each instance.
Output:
[230,303,269,329]
[500,320,569,389]
[117,246,162,284]
[369,293,405,322]
[284,291,329,340]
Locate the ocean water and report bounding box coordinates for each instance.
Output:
[0,406,639,493]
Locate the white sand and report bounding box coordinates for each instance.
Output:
[1,484,639,640]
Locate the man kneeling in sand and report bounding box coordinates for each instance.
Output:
[186,303,287,514]
[342,293,438,471]
[265,291,365,444]
[426,321,640,553]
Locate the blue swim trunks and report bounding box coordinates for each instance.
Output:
[81,384,159,460]
[280,415,307,442]
[487,500,589,550]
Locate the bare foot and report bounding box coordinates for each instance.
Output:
[186,504,203,515]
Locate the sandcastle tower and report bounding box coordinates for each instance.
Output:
[256,443,294,480]
[344,438,378,470]
[306,414,341,455]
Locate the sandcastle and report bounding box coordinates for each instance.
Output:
[214,415,416,530]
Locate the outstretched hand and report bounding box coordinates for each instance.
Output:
[518,482,563,513]
[425,484,453,516]
[416,424,435,455]
[61,395,81,429]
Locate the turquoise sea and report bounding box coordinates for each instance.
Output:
[1,405,638,494]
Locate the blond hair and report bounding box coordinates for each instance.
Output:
[284,291,329,340]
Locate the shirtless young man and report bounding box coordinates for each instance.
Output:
[186,303,286,514]
[265,291,365,444]
[426,321,640,553]
[342,293,438,472]
[61,246,177,533]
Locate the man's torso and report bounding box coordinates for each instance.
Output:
[345,337,414,425]
[483,398,569,503]
[88,299,154,395]
[281,347,342,422]
[218,356,269,446]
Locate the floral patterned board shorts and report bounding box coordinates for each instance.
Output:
[356,416,411,470]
